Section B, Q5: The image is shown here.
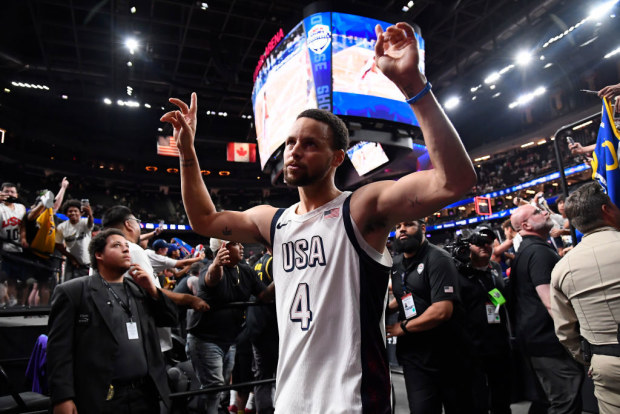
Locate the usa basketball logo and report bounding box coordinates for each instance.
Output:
[307,24,331,54]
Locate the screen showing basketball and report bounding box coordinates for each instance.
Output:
[331,12,424,126]
[252,12,426,170]
[346,141,390,176]
[252,20,318,169]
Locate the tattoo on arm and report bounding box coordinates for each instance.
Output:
[222,226,232,236]
[406,196,419,209]
[181,159,196,168]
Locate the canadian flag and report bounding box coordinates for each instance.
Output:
[227,142,257,163]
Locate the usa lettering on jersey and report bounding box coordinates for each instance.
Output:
[2,217,22,227]
[281,235,326,272]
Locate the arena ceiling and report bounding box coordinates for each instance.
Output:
[0,0,618,206]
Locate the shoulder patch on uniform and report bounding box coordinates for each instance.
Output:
[444,286,454,293]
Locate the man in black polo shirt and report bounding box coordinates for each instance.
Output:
[386,220,472,414]
[510,204,584,413]
[186,239,272,414]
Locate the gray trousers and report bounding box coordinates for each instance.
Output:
[529,353,585,414]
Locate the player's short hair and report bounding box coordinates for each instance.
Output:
[102,205,133,228]
[89,228,125,270]
[564,182,609,234]
[297,109,349,152]
[62,199,82,214]
[1,182,16,191]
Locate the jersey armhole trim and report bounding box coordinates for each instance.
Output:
[342,195,392,271]
[269,208,286,248]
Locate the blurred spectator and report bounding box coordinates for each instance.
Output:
[186,239,271,414]
[0,182,27,305]
[598,82,620,100]
[550,182,620,414]
[510,205,584,413]
[55,199,94,280]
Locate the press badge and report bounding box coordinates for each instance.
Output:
[402,293,417,319]
[126,321,139,340]
[486,303,500,324]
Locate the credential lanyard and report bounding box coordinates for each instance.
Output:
[100,276,133,321]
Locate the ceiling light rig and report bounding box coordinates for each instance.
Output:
[11,81,49,90]
[508,86,546,109]
[460,1,618,108]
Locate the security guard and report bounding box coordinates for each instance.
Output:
[456,228,512,414]
[387,220,473,414]
[551,182,620,414]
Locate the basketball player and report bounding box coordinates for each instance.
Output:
[162,22,476,414]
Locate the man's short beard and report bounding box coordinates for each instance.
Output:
[393,232,423,254]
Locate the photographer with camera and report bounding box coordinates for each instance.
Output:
[453,228,512,414]
[386,220,473,414]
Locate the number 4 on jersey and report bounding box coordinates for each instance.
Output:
[290,283,312,330]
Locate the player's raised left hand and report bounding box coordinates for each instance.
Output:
[374,23,425,97]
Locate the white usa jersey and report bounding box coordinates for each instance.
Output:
[0,203,26,253]
[271,192,392,414]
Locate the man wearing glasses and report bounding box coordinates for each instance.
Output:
[102,206,210,353]
[510,204,584,413]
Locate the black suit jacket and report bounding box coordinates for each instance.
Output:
[47,273,178,413]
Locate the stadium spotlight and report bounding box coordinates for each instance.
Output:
[484,72,500,84]
[125,37,139,54]
[588,0,618,21]
[103,98,112,105]
[444,96,460,110]
[515,50,533,66]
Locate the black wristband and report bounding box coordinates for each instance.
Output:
[400,320,409,334]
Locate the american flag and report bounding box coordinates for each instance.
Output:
[323,207,340,219]
[157,136,179,157]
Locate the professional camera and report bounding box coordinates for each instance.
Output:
[444,228,497,275]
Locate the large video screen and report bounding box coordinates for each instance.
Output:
[346,141,390,176]
[331,12,425,125]
[252,12,425,170]
[252,20,318,169]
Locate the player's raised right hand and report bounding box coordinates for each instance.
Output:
[160,92,198,159]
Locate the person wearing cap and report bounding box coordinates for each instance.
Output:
[186,238,272,414]
[145,238,205,276]
[457,228,512,414]
[386,220,473,413]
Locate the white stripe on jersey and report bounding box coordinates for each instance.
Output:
[272,192,392,414]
